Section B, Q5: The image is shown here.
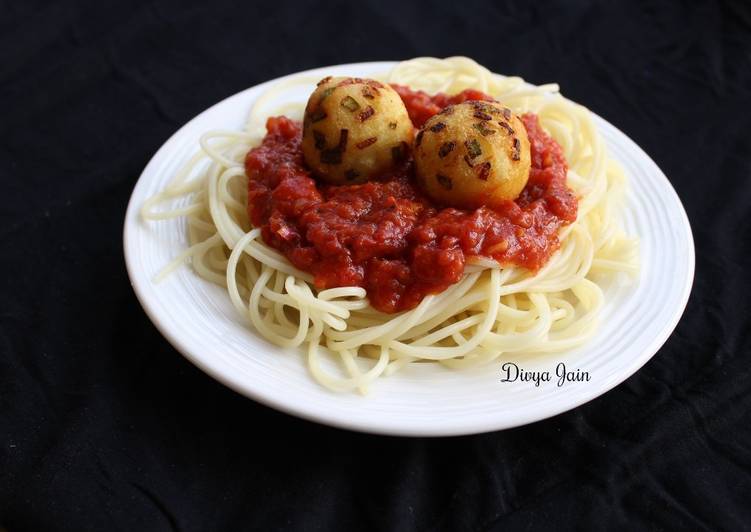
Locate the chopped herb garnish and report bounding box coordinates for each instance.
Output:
[358,106,375,121]
[472,122,495,136]
[498,121,514,135]
[472,101,499,114]
[336,129,349,151]
[475,161,491,180]
[438,141,455,158]
[318,87,335,103]
[436,174,453,190]
[309,108,327,123]
[415,130,424,147]
[356,137,377,149]
[313,130,326,150]
[340,96,360,112]
[512,137,521,160]
[465,138,482,159]
[320,129,348,163]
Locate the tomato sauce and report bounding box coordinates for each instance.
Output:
[245,86,577,313]
[391,85,495,128]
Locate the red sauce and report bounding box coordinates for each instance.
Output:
[391,85,495,128]
[245,86,577,313]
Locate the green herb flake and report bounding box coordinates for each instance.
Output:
[438,141,455,158]
[436,174,453,190]
[498,121,514,135]
[358,106,375,122]
[465,138,482,159]
[356,137,377,149]
[309,108,327,123]
[472,122,495,136]
[318,87,335,104]
[336,129,349,151]
[511,138,521,161]
[475,161,491,180]
[313,130,326,150]
[340,96,360,112]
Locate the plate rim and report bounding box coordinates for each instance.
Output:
[123,60,695,437]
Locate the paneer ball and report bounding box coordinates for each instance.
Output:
[302,76,414,184]
[414,100,531,209]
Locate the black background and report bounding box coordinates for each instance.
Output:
[2,1,750,530]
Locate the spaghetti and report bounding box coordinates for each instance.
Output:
[142,57,639,393]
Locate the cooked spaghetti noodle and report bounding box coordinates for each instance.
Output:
[142,57,639,393]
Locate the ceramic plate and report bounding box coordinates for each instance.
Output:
[123,62,694,436]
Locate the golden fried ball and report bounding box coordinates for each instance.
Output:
[302,76,414,184]
[414,100,531,209]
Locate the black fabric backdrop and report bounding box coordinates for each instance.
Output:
[1,1,750,530]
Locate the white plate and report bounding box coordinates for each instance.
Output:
[123,62,694,436]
